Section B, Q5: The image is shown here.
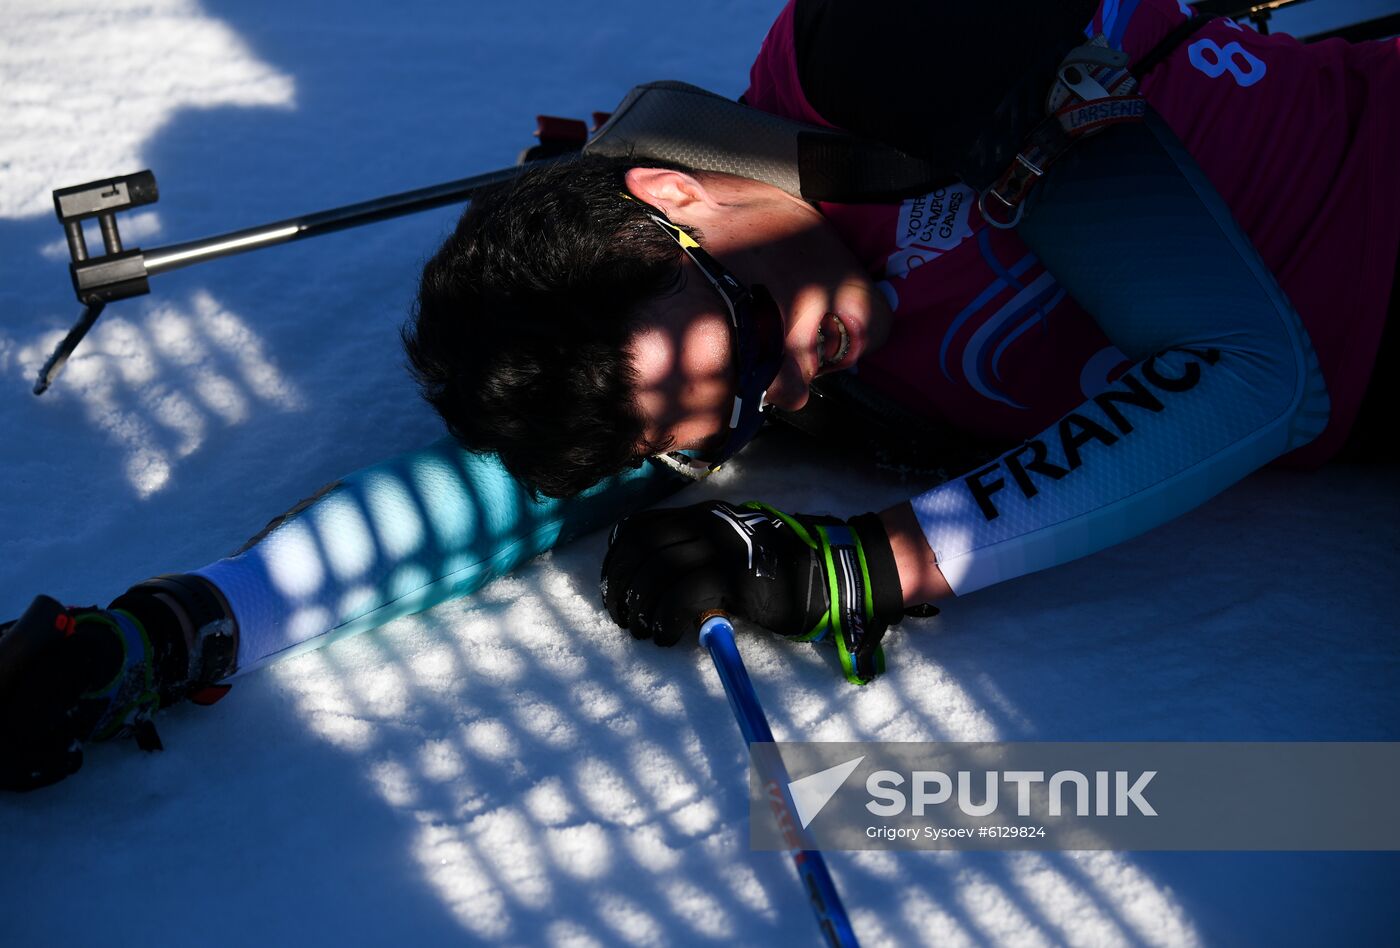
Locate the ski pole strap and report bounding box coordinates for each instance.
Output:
[745,504,904,685]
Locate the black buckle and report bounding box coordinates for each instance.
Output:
[978,153,1043,229]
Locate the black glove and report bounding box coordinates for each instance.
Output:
[1,579,238,792]
[601,501,931,684]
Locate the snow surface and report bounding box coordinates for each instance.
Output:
[1,1,1397,945]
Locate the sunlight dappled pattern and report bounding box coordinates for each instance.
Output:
[1066,851,1202,946]
[10,291,303,496]
[956,864,1058,946]
[1006,853,1132,948]
[2,0,1394,943]
[268,509,1205,946]
[1,0,294,219]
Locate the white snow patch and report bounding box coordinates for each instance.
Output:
[545,823,614,880]
[414,821,513,939]
[1,0,294,219]
[525,778,577,827]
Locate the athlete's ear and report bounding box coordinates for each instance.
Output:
[624,167,722,222]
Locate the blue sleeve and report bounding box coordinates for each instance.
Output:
[194,441,684,674]
[910,109,1330,594]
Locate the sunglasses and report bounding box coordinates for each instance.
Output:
[640,210,785,478]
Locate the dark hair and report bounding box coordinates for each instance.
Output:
[403,155,692,498]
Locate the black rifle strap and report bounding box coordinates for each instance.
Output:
[584,81,948,204]
[589,15,1223,204]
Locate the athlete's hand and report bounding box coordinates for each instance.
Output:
[601,501,820,642]
[600,501,918,684]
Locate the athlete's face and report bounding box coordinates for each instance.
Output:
[624,168,893,459]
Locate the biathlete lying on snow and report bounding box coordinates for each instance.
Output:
[404,0,1398,679]
[2,0,1396,789]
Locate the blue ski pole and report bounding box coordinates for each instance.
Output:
[698,613,860,948]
